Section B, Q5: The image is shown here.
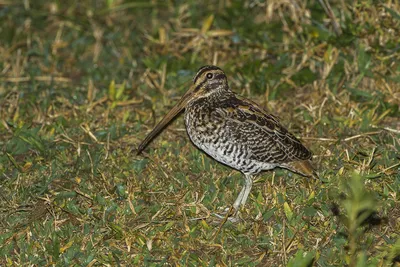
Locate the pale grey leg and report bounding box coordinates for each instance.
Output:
[239,174,253,207]
[214,173,253,222]
[232,185,246,210]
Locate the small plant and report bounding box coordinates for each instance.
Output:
[335,173,380,267]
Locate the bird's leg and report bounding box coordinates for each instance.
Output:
[239,174,253,207]
[214,174,253,222]
[214,186,245,221]
[232,184,246,211]
[232,174,253,210]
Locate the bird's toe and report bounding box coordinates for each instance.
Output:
[212,207,241,223]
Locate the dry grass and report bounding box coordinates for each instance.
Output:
[0,0,399,266]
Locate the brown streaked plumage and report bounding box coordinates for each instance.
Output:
[138,65,317,221]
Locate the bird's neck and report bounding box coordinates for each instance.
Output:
[196,88,234,105]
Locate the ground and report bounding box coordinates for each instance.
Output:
[0,1,399,266]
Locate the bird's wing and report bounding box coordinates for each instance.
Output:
[214,96,312,164]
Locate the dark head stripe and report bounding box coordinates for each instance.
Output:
[193,65,222,83]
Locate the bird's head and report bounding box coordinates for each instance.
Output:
[191,65,229,97]
[137,65,229,153]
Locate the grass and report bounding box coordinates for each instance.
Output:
[0,0,399,266]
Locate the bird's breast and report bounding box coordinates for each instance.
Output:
[184,104,223,146]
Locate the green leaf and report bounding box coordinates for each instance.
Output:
[263,208,277,221]
[109,80,116,101]
[132,159,149,173]
[384,6,400,20]
[6,153,21,171]
[304,206,317,217]
[109,222,124,239]
[116,81,126,100]
[357,45,372,74]
[292,67,317,86]
[287,250,315,267]
[355,252,367,267]
[51,234,60,261]
[388,239,400,265]
[284,202,293,221]
[346,87,373,100]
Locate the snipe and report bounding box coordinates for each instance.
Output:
[138,65,317,221]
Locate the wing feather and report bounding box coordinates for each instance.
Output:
[215,96,312,164]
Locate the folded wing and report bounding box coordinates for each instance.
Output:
[216,96,312,165]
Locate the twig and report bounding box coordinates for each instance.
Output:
[282,219,287,265]
[378,162,400,175]
[343,131,381,141]
[285,228,299,252]
[318,0,342,36]
[383,127,400,134]
[211,206,233,240]
[302,137,337,142]
[116,98,143,106]
[302,131,383,142]
[1,76,72,83]
[80,124,100,143]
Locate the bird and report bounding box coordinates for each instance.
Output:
[137,65,317,221]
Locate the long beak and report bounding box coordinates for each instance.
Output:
[137,85,197,154]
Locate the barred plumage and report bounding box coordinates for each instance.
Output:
[138,65,317,221]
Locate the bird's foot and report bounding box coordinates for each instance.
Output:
[213,206,241,223]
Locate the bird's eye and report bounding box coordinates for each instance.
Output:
[206,73,213,79]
